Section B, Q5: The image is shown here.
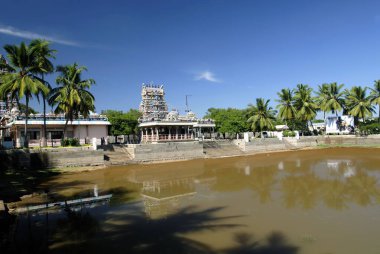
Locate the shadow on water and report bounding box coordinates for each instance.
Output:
[0,168,60,203]
[50,205,242,254]
[223,232,299,254]
[4,203,300,254]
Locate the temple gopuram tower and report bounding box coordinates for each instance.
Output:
[139,84,168,121]
[138,84,215,143]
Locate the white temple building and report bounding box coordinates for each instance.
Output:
[0,96,110,148]
[138,84,215,143]
[325,115,355,134]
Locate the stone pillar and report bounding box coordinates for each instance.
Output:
[150,128,154,141]
[169,127,171,140]
[156,127,159,141]
[176,126,179,140]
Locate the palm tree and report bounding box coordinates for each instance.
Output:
[369,80,380,123]
[247,98,276,132]
[315,83,330,120]
[0,54,18,109]
[0,42,48,147]
[30,39,56,146]
[48,63,95,137]
[345,86,374,124]
[294,84,318,130]
[276,88,296,127]
[326,82,345,116]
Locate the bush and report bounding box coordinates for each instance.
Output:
[283,130,296,137]
[61,138,80,147]
[359,123,380,135]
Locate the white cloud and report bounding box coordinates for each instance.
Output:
[0,24,80,47]
[195,71,221,83]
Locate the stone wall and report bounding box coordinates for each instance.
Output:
[127,141,204,162]
[0,148,104,170]
[242,135,377,153]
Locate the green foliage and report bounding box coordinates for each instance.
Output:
[205,107,250,134]
[61,138,80,147]
[276,88,296,124]
[49,63,95,135]
[247,98,276,132]
[0,41,50,147]
[345,86,374,122]
[358,122,380,135]
[283,130,296,137]
[294,84,317,122]
[103,109,141,135]
[369,80,380,123]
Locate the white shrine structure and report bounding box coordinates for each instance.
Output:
[138,84,215,143]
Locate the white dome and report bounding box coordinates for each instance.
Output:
[186,111,197,120]
[166,110,179,120]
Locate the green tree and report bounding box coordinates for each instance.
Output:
[0,42,49,147]
[276,88,296,127]
[345,86,374,124]
[315,83,330,119]
[205,108,249,137]
[326,82,345,116]
[369,80,380,123]
[49,63,95,136]
[30,39,56,146]
[247,98,276,132]
[294,84,317,130]
[103,109,141,136]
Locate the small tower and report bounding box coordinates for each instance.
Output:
[139,84,168,121]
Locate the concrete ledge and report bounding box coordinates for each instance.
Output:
[0,149,105,170]
[129,142,204,162]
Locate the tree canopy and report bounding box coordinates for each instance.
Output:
[103,109,141,135]
[205,108,250,135]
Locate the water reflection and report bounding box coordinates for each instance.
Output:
[122,151,380,213]
[36,149,380,214]
[5,148,380,253]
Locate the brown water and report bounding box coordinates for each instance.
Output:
[11,148,380,254]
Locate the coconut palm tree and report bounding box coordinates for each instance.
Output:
[345,86,374,124]
[326,82,345,116]
[276,88,296,127]
[247,98,276,132]
[0,54,18,109]
[48,63,95,137]
[0,42,49,147]
[30,39,56,146]
[369,80,380,123]
[294,84,318,130]
[315,83,330,120]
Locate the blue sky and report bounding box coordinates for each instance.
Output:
[1,0,380,118]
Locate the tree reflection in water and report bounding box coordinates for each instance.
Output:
[346,170,380,206]
[249,167,277,204]
[281,173,322,209]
